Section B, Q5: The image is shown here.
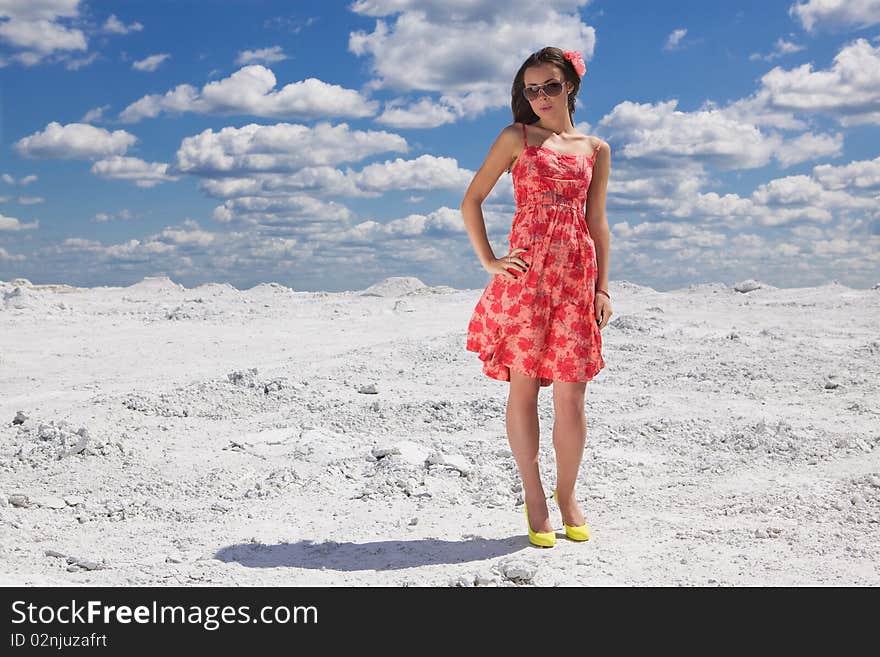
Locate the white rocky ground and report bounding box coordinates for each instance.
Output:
[0,275,878,586]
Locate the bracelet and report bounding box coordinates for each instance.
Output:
[596,288,611,300]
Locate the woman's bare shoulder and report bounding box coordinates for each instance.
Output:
[500,123,526,151]
[503,121,526,139]
[586,134,609,152]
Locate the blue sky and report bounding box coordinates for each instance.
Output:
[1,0,878,292]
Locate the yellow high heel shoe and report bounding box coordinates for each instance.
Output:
[524,502,556,548]
[553,488,591,541]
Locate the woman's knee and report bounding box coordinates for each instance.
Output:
[509,367,540,400]
[552,385,585,417]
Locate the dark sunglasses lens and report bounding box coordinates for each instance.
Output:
[523,82,564,100]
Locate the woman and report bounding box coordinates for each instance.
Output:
[462,47,612,548]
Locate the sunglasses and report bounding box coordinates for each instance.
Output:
[522,80,566,101]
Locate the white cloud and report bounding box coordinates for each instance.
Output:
[63,51,98,70]
[812,154,880,191]
[376,96,458,128]
[721,92,810,131]
[235,46,288,65]
[17,196,43,204]
[175,122,408,174]
[612,220,727,250]
[1,173,38,185]
[664,28,687,50]
[600,97,849,170]
[0,212,39,231]
[750,172,879,223]
[350,0,588,22]
[212,194,354,228]
[774,130,843,166]
[0,1,79,21]
[348,0,595,120]
[354,154,473,192]
[192,154,479,238]
[13,121,137,160]
[0,0,86,66]
[0,246,26,261]
[103,14,143,35]
[90,156,181,187]
[0,17,85,54]
[119,65,378,122]
[132,53,170,72]
[151,226,217,247]
[598,99,776,169]
[263,15,318,33]
[81,104,111,123]
[91,209,135,223]
[748,37,806,62]
[14,122,137,159]
[326,206,467,244]
[120,84,200,122]
[789,0,880,33]
[756,38,880,126]
[53,237,177,261]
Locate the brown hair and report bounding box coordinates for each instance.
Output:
[506,47,584,174]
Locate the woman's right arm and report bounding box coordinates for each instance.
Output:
[460,124,520,273]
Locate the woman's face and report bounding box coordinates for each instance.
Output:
[523,63,571,118]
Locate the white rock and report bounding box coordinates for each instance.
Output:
[36,497,67,509]
[451,574,474,587]
[475,573,497,586]
[501,560,537,583]
[395,441,431,467]
[733,279,762,293]
[442,453,472,475]
[371,446,399,459]
[8,494,30,508]
[359,276,427,297]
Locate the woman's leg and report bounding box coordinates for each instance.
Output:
[507,368,552,532]
[552,380,587,527]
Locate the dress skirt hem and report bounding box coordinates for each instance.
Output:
[465,334,605,387]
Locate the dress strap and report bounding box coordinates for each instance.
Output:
[590,140,603,162]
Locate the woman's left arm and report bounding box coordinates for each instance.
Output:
[586,140,610,294]
[586,140,612,329]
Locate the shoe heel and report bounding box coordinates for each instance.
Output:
[524,502,555,548]
[552,487,591,541]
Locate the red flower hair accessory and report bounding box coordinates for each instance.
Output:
[563,50,586,77]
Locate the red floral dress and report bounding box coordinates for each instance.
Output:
[465,122,605,387]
